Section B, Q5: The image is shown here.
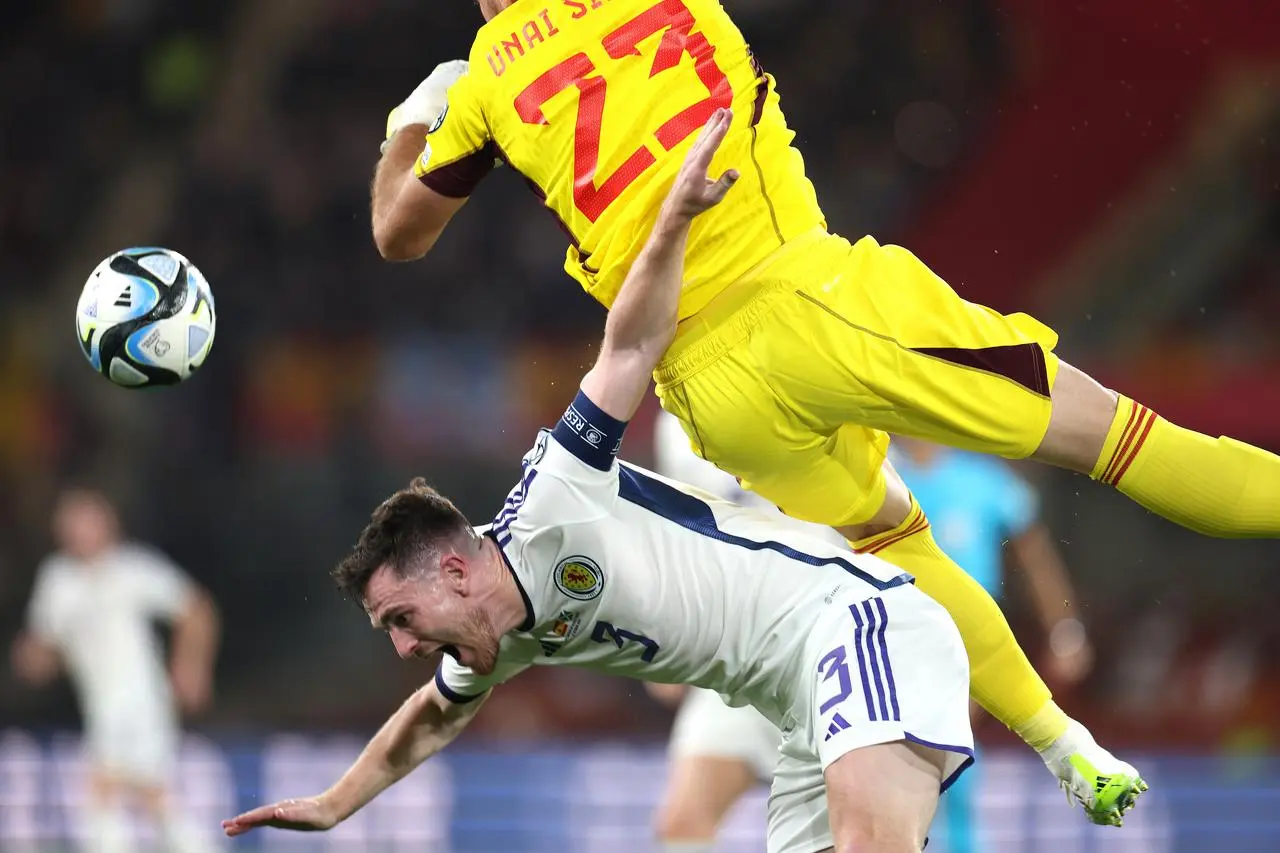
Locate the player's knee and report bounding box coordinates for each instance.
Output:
[654,798,720,841]
[832,826,925,853]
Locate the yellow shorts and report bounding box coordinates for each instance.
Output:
[654,228,1061,527]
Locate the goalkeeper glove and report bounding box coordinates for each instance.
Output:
[382,59,468,153]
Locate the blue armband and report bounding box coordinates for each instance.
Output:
[551,390,628,471]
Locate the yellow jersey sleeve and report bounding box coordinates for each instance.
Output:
[459,0,825,315]
[412,69,496,198]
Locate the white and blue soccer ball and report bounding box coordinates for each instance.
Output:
[76,247,216,388]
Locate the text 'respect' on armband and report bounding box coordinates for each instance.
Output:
[551,390,627,471]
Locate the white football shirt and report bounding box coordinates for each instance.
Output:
[437,392,914,728]
[26,544,193,725]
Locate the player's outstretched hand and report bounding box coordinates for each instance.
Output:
[661,107,740,221]
[222,796,340,837]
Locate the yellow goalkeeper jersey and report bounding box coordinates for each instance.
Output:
[414,0,825,318]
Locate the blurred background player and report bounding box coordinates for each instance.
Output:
[9,487,222,853]
[889,436,1094,853]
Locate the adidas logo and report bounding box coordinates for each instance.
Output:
[1094,775,1112,792]
[114,284,132,307]
[824,712,851,742]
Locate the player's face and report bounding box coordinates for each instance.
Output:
[364,562,504,675]
[53,491,118,560]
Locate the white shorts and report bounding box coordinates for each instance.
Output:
[767,585,973,853]
[670,687,783,780]
[85,706,178,785]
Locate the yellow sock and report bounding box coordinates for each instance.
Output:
[1093,397,1280,537]
[853,500,1069,750]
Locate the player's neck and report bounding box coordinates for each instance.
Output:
[481,536,532,634]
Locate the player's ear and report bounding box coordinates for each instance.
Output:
[439,551,469,592]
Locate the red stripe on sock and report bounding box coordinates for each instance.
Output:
[1102,401,1143,484]
[865,515,931,555]
[1104,405,1151,484]
[1105,403,1150,484]
[853,512,921,554]
[852,505,923,553]
[1109,408,1157,485]
[869,518,930,555]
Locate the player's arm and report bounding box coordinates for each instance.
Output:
[579,108,739,422]
[12,566,62,686]
[169,586,220,714]
[996,468,1093,682]
[10,631,59,687]
[371,60,483,262]
[222,678,484,837]
[371,129,467,261]
[1007,522,1093,681]
[128,548,221,712]
[1008,523,1076,633]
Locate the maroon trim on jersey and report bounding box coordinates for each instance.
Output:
[420,142,498,198]
[748,51,769,127]
[490,140,584,250]
[910,343,1051,397]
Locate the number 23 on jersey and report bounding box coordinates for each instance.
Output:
[514,0,734,222]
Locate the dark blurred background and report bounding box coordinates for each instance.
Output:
[2,0,1279,849]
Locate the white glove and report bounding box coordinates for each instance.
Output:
[383,60,469,152]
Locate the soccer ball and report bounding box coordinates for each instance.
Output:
[76,247,216,387]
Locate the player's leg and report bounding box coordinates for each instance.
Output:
[655,756,757,852]
[765,230,1279,537]
[1034,360,1280,537]
[764,585,973,853]
[136,783,219,853]
[824,740,945,852]
[83,723,137,853]
[656,688,778,851]
[814,583,973,853]
[84,770,131,853]
[122,718,218,853]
